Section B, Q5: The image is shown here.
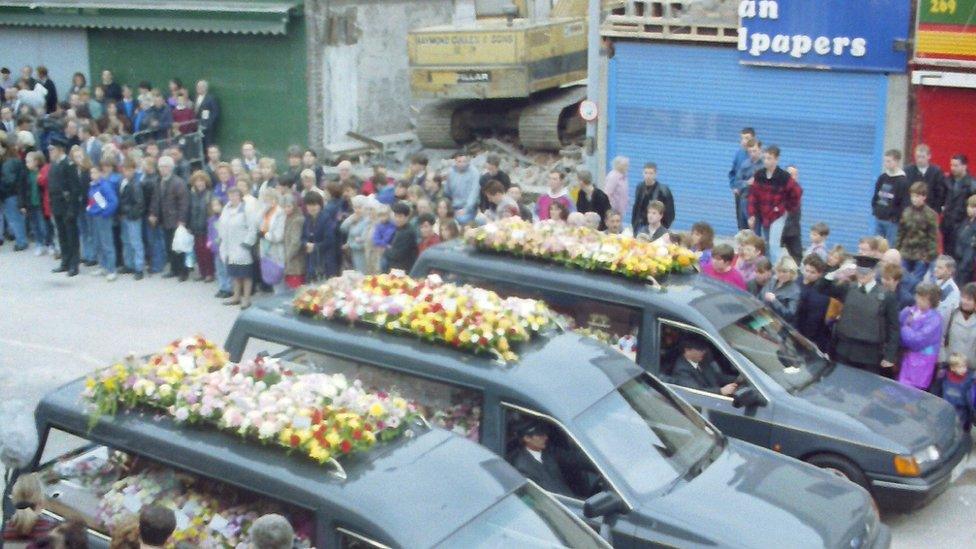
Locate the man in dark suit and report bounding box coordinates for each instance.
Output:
[194,80,219,147]
[47,137,84,276]
[510,421,574,497]
[149,155,190,281]
[671,337,739,396]
[36,66,57,114]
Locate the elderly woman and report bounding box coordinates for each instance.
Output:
[341,194,372,273]
[762,255,801,324]
[218,186,256,309]
[281,193,307,289]
[258,186,286,292]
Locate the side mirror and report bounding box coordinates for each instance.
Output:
[732,386,766,409]
[583,491,627,519]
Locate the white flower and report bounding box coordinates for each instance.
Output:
[173,407,190,422]
[257,421,277,440]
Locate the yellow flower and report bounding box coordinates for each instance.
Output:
[279,427,294,446]
[369,402,386,417]
[325,431,341,447]
[309,442,331,463]
[363,430,376,443]
[103,376,118,392]
[85,377,96,391]
[392,397,407,410]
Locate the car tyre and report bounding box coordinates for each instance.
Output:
[806,454,869,490]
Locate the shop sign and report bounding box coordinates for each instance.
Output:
[737,0,911,72]
[916,0,976,65]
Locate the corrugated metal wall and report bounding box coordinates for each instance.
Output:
[87,21,308,161]
[607,42,888,248]
[0,26,89,98]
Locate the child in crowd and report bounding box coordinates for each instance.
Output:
[440,218,461,242]
[746,257,773,297]
[480,180,520,223]
[536,170,574,220]
[384,201,419,272]
[690,221,714,264]
[417,213,441,253]
[805,222,829,261]
[897,182,939,283]
[86,162,119,280]
[826,244,849,272]
[370,204,396,273]
[702,243,746,290]
[898,283,944,390]
[207,198,232,298]
[636,200,667,241]
[954,195,976,284]
[933,353,975,432]
[735,234,765,283]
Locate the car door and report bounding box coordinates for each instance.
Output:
[656,318,774,448]
[499,403,641,548]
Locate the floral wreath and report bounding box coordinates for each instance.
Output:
[465,218,700,282]
[293,272,553,362]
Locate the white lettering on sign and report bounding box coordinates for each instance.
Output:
[737,0,868,61]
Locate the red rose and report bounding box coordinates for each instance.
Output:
[341,440,352,453]
[353,429,363,440]
[289,434,300,447]
[312,409,323,425]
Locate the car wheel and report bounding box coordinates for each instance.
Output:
[806,454,869,490]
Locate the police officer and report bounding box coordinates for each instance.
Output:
[47,136,84,276]
[826,255,900,375]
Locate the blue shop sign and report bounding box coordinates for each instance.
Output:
[737,0,911,73]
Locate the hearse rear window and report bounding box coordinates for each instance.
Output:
[33,429,315,546]
[282,348,483,442]
[429,269,641,361]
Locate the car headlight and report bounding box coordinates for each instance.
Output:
[894,445,940,477]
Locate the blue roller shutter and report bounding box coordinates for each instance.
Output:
[606,42,887,248]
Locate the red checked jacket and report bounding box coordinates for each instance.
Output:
[747,167,801,228]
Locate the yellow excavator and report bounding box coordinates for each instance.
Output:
[408,0,599,150]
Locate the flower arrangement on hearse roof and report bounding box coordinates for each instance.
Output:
[293,271,553,362]
[84,336,421,467]
[465,217,700,281]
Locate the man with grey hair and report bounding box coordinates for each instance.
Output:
[604,155,629,218]
[149,154,190,281]
[248,514,294,549]
[929,255,960,325]
[194,79,219,146]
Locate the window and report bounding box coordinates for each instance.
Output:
[430,269,641,360]
[33,438,316,546]
[503,408,606,501]
[658,322,740,387]
[338,527,391,548]
[283,349,483,441]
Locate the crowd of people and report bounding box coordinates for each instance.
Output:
[2,65,976,425]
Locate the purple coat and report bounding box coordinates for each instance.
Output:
[898,306,943,390]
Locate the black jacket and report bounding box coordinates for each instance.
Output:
[188,188,212,235]
[194,94,219,133]
[510,447,574,497]
[944,175,976,230]
[41,78,58,113]
[47,157,85,218]
[0,157,28,208]
[631,180,675,231]
[872,172,909,222]
[671,356,736,394]
[905,164,946,212]
[478,170,512,211]
[117,176,145,221]
[384,224,419,272]
[103,82,123,103]
[576,186,611,230]
[796,281,832,352]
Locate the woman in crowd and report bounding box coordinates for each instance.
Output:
[690,222,714,264]
[899,283,944,390]
[281,193,307,289]
[302,191,331,281]
[218,186,256,309]
[68,72,87,96]
[212,162,235,205]
[97,101,131,136]
[188,170,215,282]
[208,197,232,298]
[341,194,372,274]
[2,473,57,545]
[762,255,801,325]
[258,187,286,293]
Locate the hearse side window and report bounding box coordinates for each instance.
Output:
[283,349,483,441]
[429,269,641,361]
[31,431,316,546]
[658,323,741,394]
[502,409,607,502]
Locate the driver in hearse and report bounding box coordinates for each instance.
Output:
[671,336,741,396]
[510,421,576,498]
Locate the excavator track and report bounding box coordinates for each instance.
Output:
[517,86,588,151]
[415,101,471,149]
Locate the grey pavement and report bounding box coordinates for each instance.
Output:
[1,242,975,546]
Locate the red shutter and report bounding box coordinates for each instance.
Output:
[914,86,976,169]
